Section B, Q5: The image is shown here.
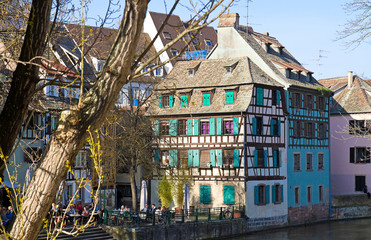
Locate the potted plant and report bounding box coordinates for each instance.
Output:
[158,176,172,208]
[175,181,184,214]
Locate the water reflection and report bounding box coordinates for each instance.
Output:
[232,219,371,240]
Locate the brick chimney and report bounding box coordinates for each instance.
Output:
[218,13,239,29]
[348,71,353,88]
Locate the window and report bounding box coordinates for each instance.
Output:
[255,149,265,167]
[203,93,211,106]
[306,95,313,109]
[200,150,210,168]
[306,153,313,171]
[297,71,302,80]
[223,186,235,205]
[253,117,263,135]
[292,93,301,108]
[180,94,188,107]
[319,185,324,202]
[24,147,42,163]
[161,150,169,165]
[350,147,371,163]
[200,185,211,204]
[271,118,280,136]
[256,88,264,105]
[178,120,187,135]
[131,87,139,107]
[171,48,178,56]
[318,153,324,170]
[225,66,233,75]
[307,186,312,204]
[318,123,326,139]
[293,120,301,137]
[179,150,188,167]
[294,187,300,205]
[159,95,173,108]
[306,122,314,138]
[349,120,371,135]
[223,119,233,135]
[205,39,212,46]
[188,68,195,77]
[272,184,283,204]
[226,91,234,104]
[163,31,172,40]
[223,149,234,166]
[75,151,87,168]
[200,120,210,135]
[273,149,280,167]
[159,121,169,135]
[286,69,292,79]
[254,185,268,205]
[355,175,366,192]
[318,96,325,111]
[294,153,301,171]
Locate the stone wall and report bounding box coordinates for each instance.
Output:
[331,206,371,219]
[288,204,329,224]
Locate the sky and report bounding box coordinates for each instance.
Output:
[81,0,370,80]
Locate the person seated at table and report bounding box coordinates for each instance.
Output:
[150,204,157,214]
[75,203,83,214]
[123,206,130,214]
[88,202,94,212]
[66,205,76,223]
[119,205,125,214]
[81,206,89,224]
[141,204,150,215]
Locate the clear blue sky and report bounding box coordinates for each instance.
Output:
[80,0,370,80]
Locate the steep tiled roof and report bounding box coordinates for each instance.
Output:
[146,57,283,116]
[319,75,371,114]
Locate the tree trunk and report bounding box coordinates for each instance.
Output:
[130,165,137,211]
[10,1,150,239]
[0,0,52,177]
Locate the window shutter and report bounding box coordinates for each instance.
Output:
[276,90,281,105]
[200,185,211,204]
[254,149,258,167]
[254,186,259,205]
[278,120,281,136]
[154,120,159,136]
[169,150,178,167]
[154,150,160,162]
[187,119,193,136]
[223,186,235,205]
[210,150,216,167]
[234,149,240,167]
[233,117,239,135]
[226,91,234,104]
[270,119,274,136]
[159,96,163,108]
[350,148,355,163]
[203,93,211,106]
[253,117,257,135]
[169,95,174,107]
[209,118,215,135]
[216,149,223,166]
[272,185,276,203]
[188,150,193,167]
[280,185,284,202]
[257,88,263,105]
[216,118,222,135]
[180,94,187,107]
[264,150,268,167]
[194,119,199,135]
[193,150,200,167]
[169,120,177,136]
[273,150,278,167]
[265,185,270,204]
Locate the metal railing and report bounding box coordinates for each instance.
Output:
[103,205,245,228]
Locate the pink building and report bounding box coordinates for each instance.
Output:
[320,72,371,195]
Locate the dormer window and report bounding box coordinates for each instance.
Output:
[205,39,212,46]
[278,47,283,55]
[297,71,302,80]
[225,87,239,105]
[286,68,292,79]
[159,94,174,108]
[188,68,195,77]
[307,73,312,82]
[265,43,271,53]
[202,89,215,106]
[163,31,172,40]
[171,49,178,56]
[224,62,238,75]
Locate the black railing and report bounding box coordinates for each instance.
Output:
[103,205,245,228]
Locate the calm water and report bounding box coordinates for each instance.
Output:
[231,219,371,240]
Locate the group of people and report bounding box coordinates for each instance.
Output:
[1,206,13,227]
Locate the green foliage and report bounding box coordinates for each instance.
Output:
[158,176,173,208]
[315,87,333,95]
[175,181,184,208]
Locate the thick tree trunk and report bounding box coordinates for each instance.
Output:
[130,165,137,211]
[10,1,150,239]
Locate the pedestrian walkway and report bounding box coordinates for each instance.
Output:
[37,225,113,240]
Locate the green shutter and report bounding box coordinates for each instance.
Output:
[169,95,174,107]
[278,120,281,136]
[210,150,216,167]
[194,119,199,136]
[276,90,281,105]
[272,185,276,203]
[187,119,193,136]
[226,91,234,104]
[270,119,274,136]
[233,117,239,135]
[169,150,178,166]
[203,93,211,106]
[223,186,235,205]
[200,185,211,204]
[264,150,268,167]
[169,120,177,136]
[266,185,270,204]
[180,94,187,107]
[254,186,259,205]
[280,185,284,202]
[216,149,223,166]
[159,96,163,108]
[216,118,222,135]
[254,149,258,167]
[154,150,160,162]
[209,118,215,135]
[188,150,193,167]
[253,117,257,135]
[273,150,278,167]
[257,88,263,105]
[154,120,159,136]
[234,149,240,167]
[193,150,200,167]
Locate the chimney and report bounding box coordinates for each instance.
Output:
[218,13,240,29]
[348,71,353,88]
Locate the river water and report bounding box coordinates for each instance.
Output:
[231,219,371,240]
